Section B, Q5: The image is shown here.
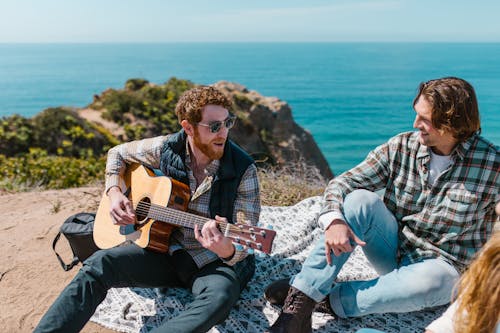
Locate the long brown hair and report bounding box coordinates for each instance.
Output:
[413,77,480,142]
[454,232,500,333]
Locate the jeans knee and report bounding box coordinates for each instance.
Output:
[213,285,239,308]
[83,249,109,268]
[344,190,380,211]
[343,190,382,223]
[408,268,457,307]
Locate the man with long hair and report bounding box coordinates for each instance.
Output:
[266,77,499,333]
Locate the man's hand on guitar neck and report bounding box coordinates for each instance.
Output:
[194,215,235,260]
[107,186,136,226]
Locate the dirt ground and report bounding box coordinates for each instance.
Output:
[0,186,115,333]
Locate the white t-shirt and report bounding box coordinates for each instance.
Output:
[426,302,456,333]
[428,149,452,185]
[426,301,500,333]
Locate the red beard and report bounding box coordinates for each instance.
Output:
[192,129,225,160]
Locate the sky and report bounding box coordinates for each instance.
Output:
[0,0,499,43]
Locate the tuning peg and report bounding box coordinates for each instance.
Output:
[246,248,255,255]
[234,244,244,251]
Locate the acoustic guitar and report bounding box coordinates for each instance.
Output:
[93,163,276,254]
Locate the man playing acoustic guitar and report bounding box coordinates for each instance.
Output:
[35,86,261,332]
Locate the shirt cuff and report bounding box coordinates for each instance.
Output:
[221,246,247,266]
[105,174,126,194]
[318,211,345,231]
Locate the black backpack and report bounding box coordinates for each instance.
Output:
[52,212,100,271]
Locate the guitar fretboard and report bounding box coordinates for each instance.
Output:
[135,201,233,234]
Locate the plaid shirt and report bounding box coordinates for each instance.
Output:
[105,135,261,268]
[321,131,499,272]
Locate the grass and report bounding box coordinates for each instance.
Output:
[258,163,327,206]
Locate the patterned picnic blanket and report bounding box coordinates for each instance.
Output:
[91,196,445,333]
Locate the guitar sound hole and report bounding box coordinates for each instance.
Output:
[136,197,151,223]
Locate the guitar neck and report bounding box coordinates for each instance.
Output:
[136,201,226,231]
[135,198,275,254]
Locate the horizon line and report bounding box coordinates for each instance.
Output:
[1,41,500,44]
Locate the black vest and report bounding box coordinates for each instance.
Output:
[160,130,254,223]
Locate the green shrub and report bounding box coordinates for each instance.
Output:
[31,107,115,158]
[0,150,106,191]
[0,109,116,158]
[0,114,34,156]
[125,78,149,91]
[89,77,192,138]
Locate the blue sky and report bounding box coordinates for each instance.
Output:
[1,0,499,43]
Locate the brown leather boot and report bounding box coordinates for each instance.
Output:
[265,279,335,315]
[267,286,316,333]
[314,297,334,315]
[264,278,290,305]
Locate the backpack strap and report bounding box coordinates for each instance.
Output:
[52,232,79,271]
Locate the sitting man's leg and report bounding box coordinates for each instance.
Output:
[268,189,399,333]
[156,256,254,333]
[34,245,181,333]
[329,256,459,318]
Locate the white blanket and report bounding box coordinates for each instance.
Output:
[91,196,446,332]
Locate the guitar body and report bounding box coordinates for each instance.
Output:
[93,163,191,253]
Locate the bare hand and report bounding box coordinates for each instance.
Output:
[107,186,135,226]
[325,219,366,265]
[194,215,235,259]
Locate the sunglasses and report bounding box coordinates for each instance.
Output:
[197,115,236,133]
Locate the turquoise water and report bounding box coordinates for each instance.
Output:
[1,43,499,175]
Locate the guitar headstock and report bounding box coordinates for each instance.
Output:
[227,224,276,254]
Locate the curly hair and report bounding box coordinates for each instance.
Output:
[413,77,481,142]
[175,86,232,124]
[454,232,500,333]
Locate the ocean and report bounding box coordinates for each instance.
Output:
[1,43,499,175]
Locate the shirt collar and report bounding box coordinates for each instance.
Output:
[416,136,431,160]
[416,131,478,162]
[452,132,477,161]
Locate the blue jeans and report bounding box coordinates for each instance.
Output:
[291,190,459,318]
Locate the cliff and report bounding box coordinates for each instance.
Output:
[81,79,333,179]
[214,81,333,179]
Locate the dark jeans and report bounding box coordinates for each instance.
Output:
[34,244,255,333]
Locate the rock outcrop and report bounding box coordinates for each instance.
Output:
[214,81,333,179]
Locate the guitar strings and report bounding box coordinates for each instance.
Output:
[134,203,262,250]
[131,201,269,250]
[133,200,260,235]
